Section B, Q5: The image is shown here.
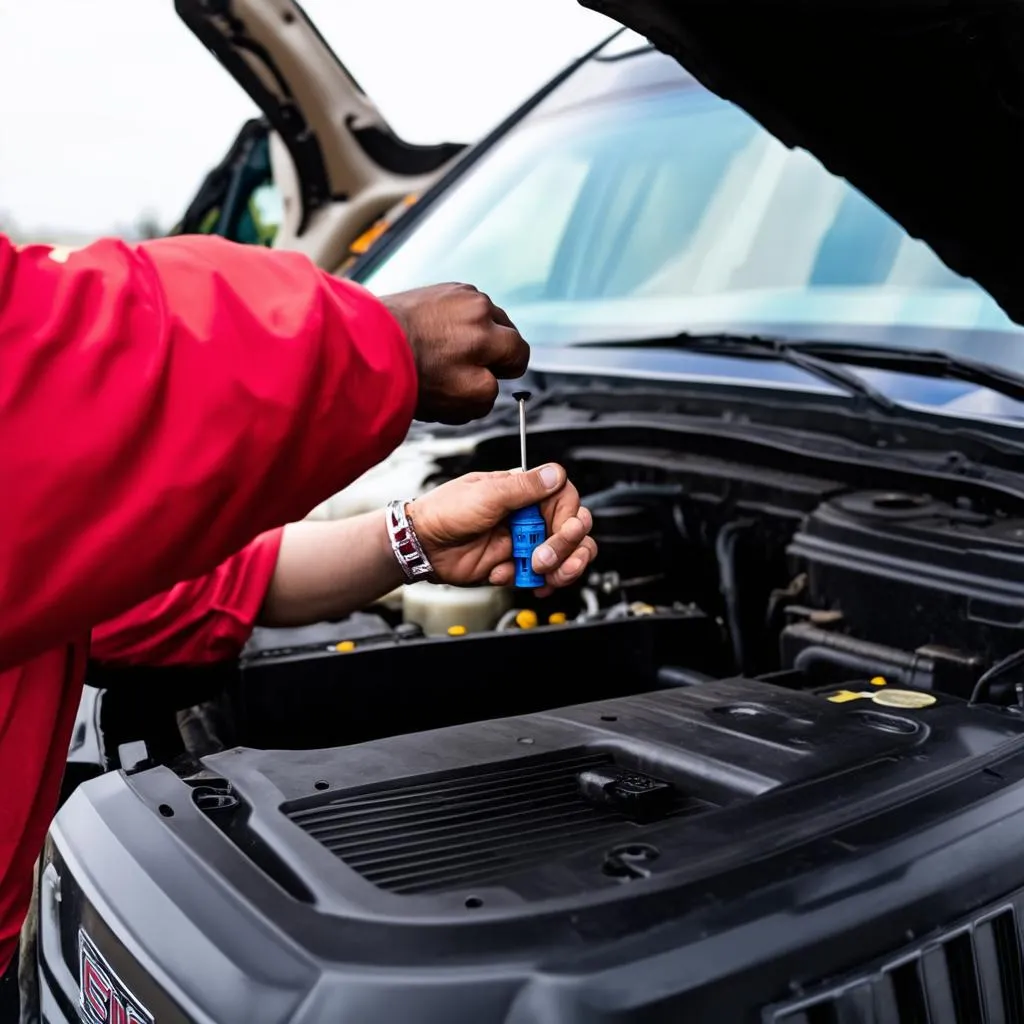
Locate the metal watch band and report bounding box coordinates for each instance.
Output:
[386,500,435,583]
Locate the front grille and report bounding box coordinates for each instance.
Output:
[285,749,708,895]
[769,906,1024,1024]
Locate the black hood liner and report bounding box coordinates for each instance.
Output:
[578,0,1024,326]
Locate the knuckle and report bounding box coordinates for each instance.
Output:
[546,531,570,556]
[560,516,584,545]
[507,347,530,378]
[466,291,491,318]
[515,472,536,500]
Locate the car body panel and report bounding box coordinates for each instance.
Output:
[174,0,466,270]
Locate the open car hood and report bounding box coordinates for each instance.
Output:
[578,0,1024,327]
[175,0,466,270]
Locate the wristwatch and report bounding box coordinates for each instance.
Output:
[386,499,435,583]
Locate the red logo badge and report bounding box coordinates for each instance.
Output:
[78,929,155,1024]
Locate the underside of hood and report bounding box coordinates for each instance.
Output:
[578,0,1024,327]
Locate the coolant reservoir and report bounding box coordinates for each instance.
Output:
[402,583,512,636]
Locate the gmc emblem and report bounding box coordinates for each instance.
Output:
[78,929,155,1024]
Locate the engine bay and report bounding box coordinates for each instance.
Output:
[180,403,1024,758]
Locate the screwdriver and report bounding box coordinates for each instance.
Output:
[510,390,547,589]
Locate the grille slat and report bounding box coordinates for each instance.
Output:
[992,910,1024,1024]
[872,973,902,1024]
[284,749,704,896]
[946,932,983,1024]
[973,921,1007,1024]
[922,946,956,1024]
[770,908,1024,1024]
[835,982,875,1023]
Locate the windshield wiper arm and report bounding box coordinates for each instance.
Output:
[577,332,900,414]
[579,332,1024,412]
[788,341,1024,405]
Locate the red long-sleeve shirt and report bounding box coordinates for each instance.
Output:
[0,233,417,973]
[90,528,284,667]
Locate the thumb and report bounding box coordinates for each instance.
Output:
[487,463,566,512]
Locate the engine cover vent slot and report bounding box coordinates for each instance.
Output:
[283,749,709,895]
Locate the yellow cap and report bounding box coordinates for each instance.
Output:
[548,612,567,625]
[515,609,538,630]
[870,676,887,687]
[447,625,467,636]
[334,640,356,653]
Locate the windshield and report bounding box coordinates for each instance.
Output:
[357,76,1024,376]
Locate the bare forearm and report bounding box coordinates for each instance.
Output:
[258,512,404,627]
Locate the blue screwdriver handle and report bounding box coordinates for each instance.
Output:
[510,504,546,588]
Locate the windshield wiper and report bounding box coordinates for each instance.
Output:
[577,332,1024,413]
[790,340,1024,405]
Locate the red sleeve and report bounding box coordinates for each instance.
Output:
[0,233,415,671]
[90,528,283,667]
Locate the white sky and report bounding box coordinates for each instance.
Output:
[0,0,616,236]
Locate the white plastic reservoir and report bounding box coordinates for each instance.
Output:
[402,583,513,636]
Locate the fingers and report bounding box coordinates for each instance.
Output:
[545,536,597,588]
[485,324,530,379]
[431,368,500,425]
[489,301,515,330]
[459,290,529,378]
[483,463,567,514]
[388,283,529,424]
[541,477,585,536]
[488,561,515,587]
[477,296,529,378]
[487,532,597,591]
[532,510,589,575]
[471,464,595,593]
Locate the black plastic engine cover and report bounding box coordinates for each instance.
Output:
[39,677,1024,1023]
[790,489,1024,662]
[232,609,724,750]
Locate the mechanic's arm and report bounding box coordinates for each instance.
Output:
[90,465,596,666]
[0,234,524,670]
[261,464,595,626]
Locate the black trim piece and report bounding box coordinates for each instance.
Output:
[346,118,467,177]
[594,42,658,62]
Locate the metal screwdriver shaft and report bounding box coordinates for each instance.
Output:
[517,394,528,473]
[510,391,546,589]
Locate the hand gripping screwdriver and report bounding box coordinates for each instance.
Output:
[510,391,546,589]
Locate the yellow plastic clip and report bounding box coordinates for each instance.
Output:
[548,612,567,625]
[515,609,538,630]
[447,625,467,636]
[334,640,356,653]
